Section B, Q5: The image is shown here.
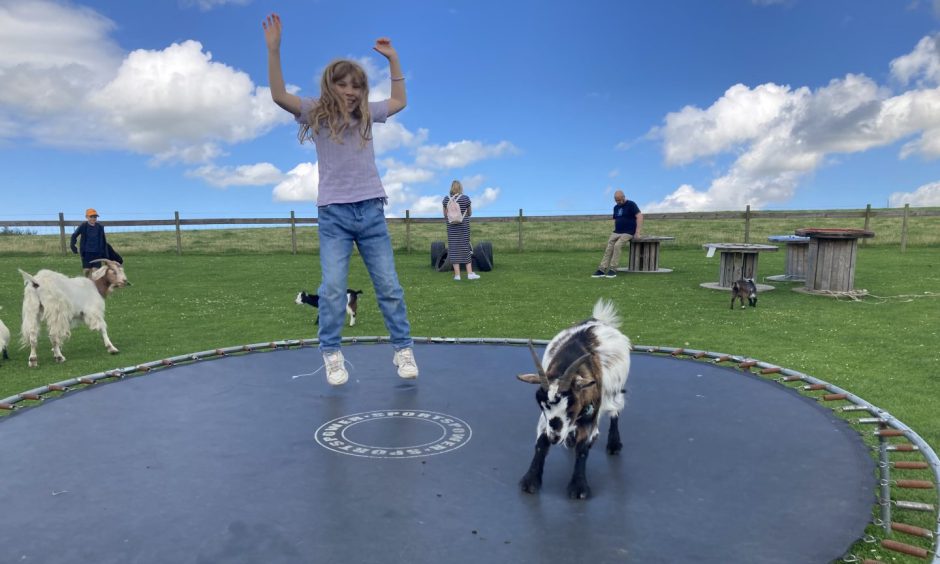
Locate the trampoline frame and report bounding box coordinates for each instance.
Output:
[1,336,938,563]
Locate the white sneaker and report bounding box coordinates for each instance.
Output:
[454,275,461,281]
[393,348,419,379]
[467,273,480,280]
[323,351,348,386]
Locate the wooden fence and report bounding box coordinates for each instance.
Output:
[1,204,938,255]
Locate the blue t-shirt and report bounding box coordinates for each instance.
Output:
[613,201,641,235]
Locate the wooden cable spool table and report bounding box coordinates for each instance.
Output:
[615,236,675,273]
[766,235,810,282]
[793,228,874,297]
[700,243,778,291]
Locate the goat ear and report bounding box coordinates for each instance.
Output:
[574,376,597,391]
[517,374,542,385]
[90,266,109,280]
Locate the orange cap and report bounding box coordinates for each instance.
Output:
[85,208,99,217]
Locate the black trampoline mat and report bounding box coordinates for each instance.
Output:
[0,343,876,564]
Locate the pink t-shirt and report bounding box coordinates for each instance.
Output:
[295,98,389,206]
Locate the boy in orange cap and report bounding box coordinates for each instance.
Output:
[70,208,117,276]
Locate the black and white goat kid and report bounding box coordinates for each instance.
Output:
[730,278,758,309]
[517,298,631,499]
[295,289,363,327]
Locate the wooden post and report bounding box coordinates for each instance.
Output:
[174,211,182,256]
[405,209,411,253]
[290,210,297,255]
[900,203,909,254]
[58,212,67,255]
[517,208,524,252]
[862,204,871,246]
[744,204,751,244]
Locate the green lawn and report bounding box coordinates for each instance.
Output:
[0,246,937,562]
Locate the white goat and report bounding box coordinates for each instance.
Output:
[517,298,631,499]
[19,260,129,367]
[0,314,9,362]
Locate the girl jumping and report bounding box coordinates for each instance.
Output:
[263,13,418,386]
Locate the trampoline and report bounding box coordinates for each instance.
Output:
[0,339,935,564]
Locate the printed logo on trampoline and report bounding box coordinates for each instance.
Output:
[315,410,472,459]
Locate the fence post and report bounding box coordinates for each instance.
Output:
[743,204,751,243]
[405,209,411,253]
[290,210,297,255]
[58,212,67,255]
[900,203,909,254]
[862,204,872,246]
[517,208,524,252]
[174,211,182,256]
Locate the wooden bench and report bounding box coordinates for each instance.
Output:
[793,228,874,297]
[700,243,778,291]
[616,236,675,273]
[766,235,810,282]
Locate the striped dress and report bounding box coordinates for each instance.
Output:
[443,194,472,264]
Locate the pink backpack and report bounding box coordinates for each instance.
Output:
[446,194,467,224]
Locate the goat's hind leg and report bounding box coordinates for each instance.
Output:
[87,316,118,354]
[606,415,623,455]
[520,434,551,494]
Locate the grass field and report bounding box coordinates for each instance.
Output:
[0,240,937,561]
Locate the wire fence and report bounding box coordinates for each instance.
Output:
[1,205,937,256]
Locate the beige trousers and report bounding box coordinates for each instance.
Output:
[598,232,633,270]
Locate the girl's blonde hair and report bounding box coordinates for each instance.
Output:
[299,60,372,146]
[449,180,463,196]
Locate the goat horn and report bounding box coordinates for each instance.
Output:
[559,353,592,390]
[527,340,549,389]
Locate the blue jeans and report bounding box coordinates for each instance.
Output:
[317,198,413,353]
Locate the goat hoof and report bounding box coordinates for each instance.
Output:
[54,356,66,363]
[607,442,622,455]
[567,481,591,499]
[108,347,119,354]
[519,475,542,494]
[28,358,38,368]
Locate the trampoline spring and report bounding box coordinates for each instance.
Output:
[802,384,828,391]
[841,405,875,413]
[781,375,803,382]
[893,500,936,512]
[693,351,707,359]
[893,461,930,470]
[881,538,931,558]
[887,444,919,452]
[47,384,68,392]
[892,522,934,539]
[214,349,227,356]
[822,393,849,401]
[18,393,42,401]
[881,479,935,489]
[759,366,781,375]
[712,354,732,363]
[857,417,887,424]
[161,359,174,366]
[0,403,15,410]
[670,348,685,356]
[876,429,907,437]
[136,365,152,372]
[738,360,757,369]
[77,377,96,385]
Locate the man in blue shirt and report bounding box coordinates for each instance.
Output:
[592,191,643,278]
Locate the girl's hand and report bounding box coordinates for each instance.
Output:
[373,37,398,60]
[263,13,282,51]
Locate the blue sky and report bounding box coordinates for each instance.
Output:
[2,0,940,221]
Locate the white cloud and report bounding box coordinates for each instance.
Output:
[646,36,940,211]
[460,174,485,190]
[373,118,429,155]
[889,181,940,207]
[472,187,501,208]
[410,195,445,215]
[87,40,288,161]
[381,160,435,185]
[415,140,518,169]
[890,34,940,87]
[179,0,251,11]
[272,162,318,202]
[188,162,284,187]
[0,2,290,161]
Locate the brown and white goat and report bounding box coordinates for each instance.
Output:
[517,298,631,499]
[19,259,129,367]
[0,316,9,363]
[730,278,758,309]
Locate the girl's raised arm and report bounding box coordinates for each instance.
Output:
[263,13,302,116]
[374,38,407,116]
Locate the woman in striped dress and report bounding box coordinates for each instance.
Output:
[442,180,479,280]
